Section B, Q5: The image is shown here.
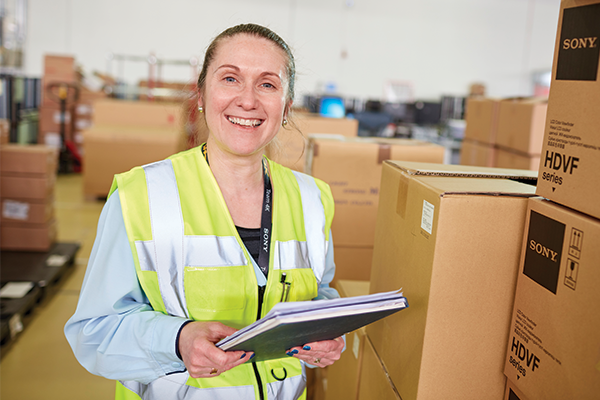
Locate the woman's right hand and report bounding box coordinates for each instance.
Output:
[178,321,253,378]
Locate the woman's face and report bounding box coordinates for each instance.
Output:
[199,34,290,158]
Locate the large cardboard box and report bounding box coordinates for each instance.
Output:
[367,161,537,400]
[503,198,600,399]
[357,336,401,400]
[83,126,186,198]
[0,119,9,144]
[331,247,373,282]
[495,98,547,156]
[0,174,56,200]
[460,138,497,167]
[0,144,59,175]
[495,147,541,171]
[266,113,359,172]
[463,97,500,145]
[92,99,182,129]
[325,280,370,400]
[536,0,600,219]
[0,219,57,251]
[306,136,445,248]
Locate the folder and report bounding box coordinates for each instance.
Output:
[216,289,408,362]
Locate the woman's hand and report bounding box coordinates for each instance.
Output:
[178,321,253,378]
[285,336,344,368]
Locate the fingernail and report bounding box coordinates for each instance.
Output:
[286,352,294,357]
[303,346,311,351]
[291,349,299,354]
[240,353,246,359]
[249,354,255,360]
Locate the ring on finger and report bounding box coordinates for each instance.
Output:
[314,358,321,364]
[210,368,218,375]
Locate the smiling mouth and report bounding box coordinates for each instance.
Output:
[227,116,264,127]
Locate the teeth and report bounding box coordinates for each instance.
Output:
[228,117,263,127]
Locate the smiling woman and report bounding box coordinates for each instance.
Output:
[64,23,344,400]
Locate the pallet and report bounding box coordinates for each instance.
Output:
[0,284,42,346]
[1,242,80,292]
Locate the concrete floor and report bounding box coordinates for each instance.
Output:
[1,174,115,399]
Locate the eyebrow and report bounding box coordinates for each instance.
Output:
[215,64,282,80]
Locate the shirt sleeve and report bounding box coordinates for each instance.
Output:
[64,190,189,384]
[314,231,341,300]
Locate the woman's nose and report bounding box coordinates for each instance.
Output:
[237,84,258,110]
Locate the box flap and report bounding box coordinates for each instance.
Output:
[384,160,537,181]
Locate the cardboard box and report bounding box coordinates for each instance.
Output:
[306,136,445,248]
[92,99,182,129]
[463,97,500,145]
[495,147,541,171]
[330,246,373,283]
[357,336,401,400]
[503,197,600,399]
[460,138,497,167]
[0,119,9,144]
[1,198,54,224]
[0,219,57,251]
[496,98,547,155]
[38,105,74,142]
[0,174,56,200]
[326,280,370,400]
[367,161,537,400]
[83,126,186,198]
[535,0,600,220]
[1,144,59,175]
[266,113,359,173]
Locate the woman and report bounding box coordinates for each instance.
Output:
[65,23,344,400]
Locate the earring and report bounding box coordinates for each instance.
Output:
[282,118,288,127]
[198,106,203,113]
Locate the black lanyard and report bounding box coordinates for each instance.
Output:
[201,143,272,277]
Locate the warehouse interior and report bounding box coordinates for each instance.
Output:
[2,0,599,399]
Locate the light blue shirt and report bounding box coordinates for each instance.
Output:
[64,190,340,384]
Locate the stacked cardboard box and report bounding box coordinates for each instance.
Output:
[0,144,59,251]
[502,1,600,398]
[305,136,445,283]
[460,97,547,171]
[460,97,500,167]
[266,112,359,172]
[82,99,187,199]
[357,336,401,400]
[367,161,537,399]
[38,55,77,148]
[1,119,9,144]
[495,98,547,171]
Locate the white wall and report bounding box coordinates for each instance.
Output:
[25,0,561,102]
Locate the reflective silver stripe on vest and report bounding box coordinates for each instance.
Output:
[291,171,327,284]
[136,236,247,271]
[143,160,188,318]
[267,373,306,400]
[120,374,255,400]
[274,240,310,271]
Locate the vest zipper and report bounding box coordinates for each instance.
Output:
[254,285,266,400]
[252,361,266,400]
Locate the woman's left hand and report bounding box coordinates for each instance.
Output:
[285,336,344,368]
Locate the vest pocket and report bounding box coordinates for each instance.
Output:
[184,266,247,315]
[281,269,318,303]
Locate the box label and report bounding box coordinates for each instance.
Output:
[556,3,600,81]
[2,200,29,220]
[523,211,565,294]
[421,200,434,234]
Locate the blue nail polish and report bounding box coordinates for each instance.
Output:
[303,346,311,351]
[291,349,298,354]
[286,352,294,356]
[240,353,246,359]
[249,354,255,360]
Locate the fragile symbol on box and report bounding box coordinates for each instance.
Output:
[568,227,583,259]
[564,258,579,290]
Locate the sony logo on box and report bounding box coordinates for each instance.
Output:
[522,211,565,294]
[556,3,600,81]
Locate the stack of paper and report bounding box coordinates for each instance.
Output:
[217,289,408,361]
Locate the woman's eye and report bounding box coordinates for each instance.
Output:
[262,82,275,89]
[225,77,236,83]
